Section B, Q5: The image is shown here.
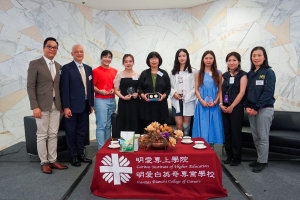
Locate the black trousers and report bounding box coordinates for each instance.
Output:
[65,101,89,158]
[222,102,244,162]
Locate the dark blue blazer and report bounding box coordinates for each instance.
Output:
[60,61,94,113]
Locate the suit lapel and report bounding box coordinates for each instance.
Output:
[83,64,89,83]
[39,57,52,79]
[72,61,84,86]
[84,64,90,92]
[54,62,60,81]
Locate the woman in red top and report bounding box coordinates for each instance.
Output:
[93,50,117,149]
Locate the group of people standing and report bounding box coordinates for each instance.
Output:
[27,36,275,174]
[27,38,94,174]
[108,47,276,173]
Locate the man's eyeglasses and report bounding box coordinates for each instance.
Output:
[46,45,58,50]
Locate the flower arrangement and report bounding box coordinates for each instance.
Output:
[140,122,183,149]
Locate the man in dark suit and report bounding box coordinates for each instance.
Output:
[27,37,68,174]
[60,44,94,167]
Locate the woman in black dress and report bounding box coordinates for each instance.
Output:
[220,52,247,166]
[114,54,140,136]
[138,51,171,129]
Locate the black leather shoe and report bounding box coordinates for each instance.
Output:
[77,153,92,163]
[223,157,232,164]
[69,157,81,167]
[230,159,240,166]
[249,161,259,167]
[252,163,268,173]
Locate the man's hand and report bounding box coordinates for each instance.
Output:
[89,107,94,114]
[109,89,114,94]
[33,108,42,118]
[64,108,72,118]
[99,90,108,95]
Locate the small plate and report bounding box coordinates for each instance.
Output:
[193,145,207,149]
[108,144,120,149]
[181,140,193,144]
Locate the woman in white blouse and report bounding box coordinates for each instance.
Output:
[170,49,197,136]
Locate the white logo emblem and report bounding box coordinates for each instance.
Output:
[100,153,132,185]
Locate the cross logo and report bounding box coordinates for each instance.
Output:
[100,153,132,185]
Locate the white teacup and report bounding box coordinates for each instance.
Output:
[182,136,192,143]
[195,141,204,145]
[194,143,205,148]
[110,141,119,146]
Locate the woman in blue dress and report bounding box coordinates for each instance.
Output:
[192,50,224,145]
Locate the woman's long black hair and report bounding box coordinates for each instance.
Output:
[171,48,192,75]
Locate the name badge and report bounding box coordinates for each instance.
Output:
[89,75,92,80]
[59,70,62,75]
[229,77,234,84]
[157,71,163,77]
[256,80,264,85]
[132,76,138,80]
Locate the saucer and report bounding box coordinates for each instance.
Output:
[193,145,207,149]
[181,140,193,144]
[108,144,120,149]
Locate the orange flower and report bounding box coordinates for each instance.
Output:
[140,121,182,149]
[169,137,176,147]
[174,130,183,138]
[145,124,154,131]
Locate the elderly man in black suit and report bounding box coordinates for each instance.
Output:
[60,44,94,167]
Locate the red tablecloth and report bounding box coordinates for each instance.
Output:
[90,138,227,199]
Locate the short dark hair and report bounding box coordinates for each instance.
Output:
[122,54,134,64]
[250,46,270,70]
[101,50,113,59]
[146,51,163,67]
[226,51,241,72]
[43,37,58,47]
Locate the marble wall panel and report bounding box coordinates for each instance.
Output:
[0,9,24,31]
[0,25,20,57]
[268,0,300,26]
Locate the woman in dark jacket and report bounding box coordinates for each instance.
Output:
[138,52,171,129]
[245,46,276,173]
[220,52,247,166]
